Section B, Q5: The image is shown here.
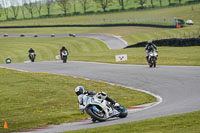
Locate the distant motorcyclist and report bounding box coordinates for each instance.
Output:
[60,45,69,59]
[28,48,36,60]
[5,57,11,64]
[145,41,158,61]
[75,86,119,111]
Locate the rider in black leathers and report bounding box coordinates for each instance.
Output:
[60,46,69,60]
[145,41,158,61]
[28,48,36,60]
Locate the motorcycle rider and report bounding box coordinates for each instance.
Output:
[145,41,158,62]
[75,86,120,111]
[28,48,36,60]
[60,45,69,60]
[5,56,11,64]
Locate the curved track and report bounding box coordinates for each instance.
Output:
[0,33,128,49]
[1,62,200,133]
[1,34,200,133]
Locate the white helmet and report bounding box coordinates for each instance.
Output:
[75,86,84,96]
[148,40,152,43]
[96,92,107,100]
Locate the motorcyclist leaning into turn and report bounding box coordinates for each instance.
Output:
[28,48,36,60]
[145,41,158,62]
[60,45,69,59]
[75,86,120,111]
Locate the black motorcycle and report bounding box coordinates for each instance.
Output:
[29,53,36,62]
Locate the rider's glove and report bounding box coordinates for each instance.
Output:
[114,103,120,107]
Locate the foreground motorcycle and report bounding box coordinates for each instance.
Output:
[81,92,128,122]
[29,53,36,62]
[61,50,68,63]
[147,51,158,68]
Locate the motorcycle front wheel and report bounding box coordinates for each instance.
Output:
[86,106,107,122]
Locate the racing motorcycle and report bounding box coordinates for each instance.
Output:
[147,51,158,68]
[29,53,36,62]
[61,50,68,63]
[81,92,128,122]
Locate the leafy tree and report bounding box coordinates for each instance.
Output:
[24,0,35,18]
[159,0,162,7]
[71,0,78,13]
[1,0,9,20]
[20,0,26,19]
[168,0,171,6]
[175,0,182,5]
[57,0,70,16]
[150,0,154,7]
[10,0,20,19]
[0,4,2,18]
[94,0,113,12]
[35,0,42,17]
[135,0,147,8]
[79,0,91,14]
[118,0,124,10]
[45,0,55,16]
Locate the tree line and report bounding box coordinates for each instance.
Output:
[0,0,199,21]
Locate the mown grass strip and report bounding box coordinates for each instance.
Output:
[1,37,200,66]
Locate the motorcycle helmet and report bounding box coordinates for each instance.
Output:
[148,40,152,44]
[75,86,84,96]
[96,92,107,100]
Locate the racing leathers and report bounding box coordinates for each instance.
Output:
[145,42,158,61]
[77,91,118,111]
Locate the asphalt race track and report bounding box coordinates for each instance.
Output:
[0,33,128,49]
[1,34,200,133]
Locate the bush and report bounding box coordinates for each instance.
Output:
[124,38,200,49]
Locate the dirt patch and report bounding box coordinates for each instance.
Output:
[124,38,200,48]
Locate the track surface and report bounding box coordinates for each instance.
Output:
[0,33,128,49]
[1,61,200,133]
[1,34,200,132]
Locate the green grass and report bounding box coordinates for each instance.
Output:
[0,37,200,66]
[0,0,196,21]
[0,68,156,132]
[1,4,200,26]
[0,37,109,64]
[64,110,200,133]
[1,4,200,45]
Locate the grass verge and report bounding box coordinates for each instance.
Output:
[0,68,155,132]
[0,37,200,66]
[65,110,200,133]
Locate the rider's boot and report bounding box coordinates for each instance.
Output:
[146,56,149,62]
[91,118,97,123]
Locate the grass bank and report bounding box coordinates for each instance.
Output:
[0,68,156,132]
[65,110,200,133]
[0,4,199,26]
[0,37,200,66]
